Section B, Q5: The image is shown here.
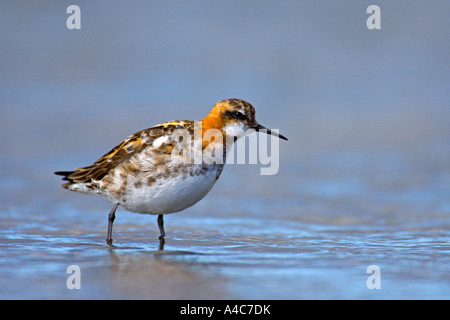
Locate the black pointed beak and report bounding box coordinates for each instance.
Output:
[252,123,288,141]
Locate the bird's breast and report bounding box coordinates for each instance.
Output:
[106,162,224,214]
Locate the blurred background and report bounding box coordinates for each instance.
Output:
[0,1,449,299]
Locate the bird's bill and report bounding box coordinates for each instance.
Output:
[252,123,288,141]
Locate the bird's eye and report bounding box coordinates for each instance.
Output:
[229,111,246,120]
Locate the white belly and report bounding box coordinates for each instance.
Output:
[117,165,222,214]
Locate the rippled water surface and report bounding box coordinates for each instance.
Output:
[1,149,449,299]
[1,1,449,299]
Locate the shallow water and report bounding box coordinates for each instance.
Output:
[1,149,449,299]
[1,1,449,299]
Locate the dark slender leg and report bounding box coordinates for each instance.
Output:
[157,214,165,248]
[106,203,119,245]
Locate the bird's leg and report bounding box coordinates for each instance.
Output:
[157,214,165,248]
[106,203,119,245]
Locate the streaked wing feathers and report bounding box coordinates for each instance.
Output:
[56,121,194,185]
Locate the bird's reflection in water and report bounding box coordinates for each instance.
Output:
[106,245,226,299]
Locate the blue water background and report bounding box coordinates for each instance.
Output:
[0,1,449,299]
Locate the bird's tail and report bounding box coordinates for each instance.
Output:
[54,171,75,181]
[54,171,76,189]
